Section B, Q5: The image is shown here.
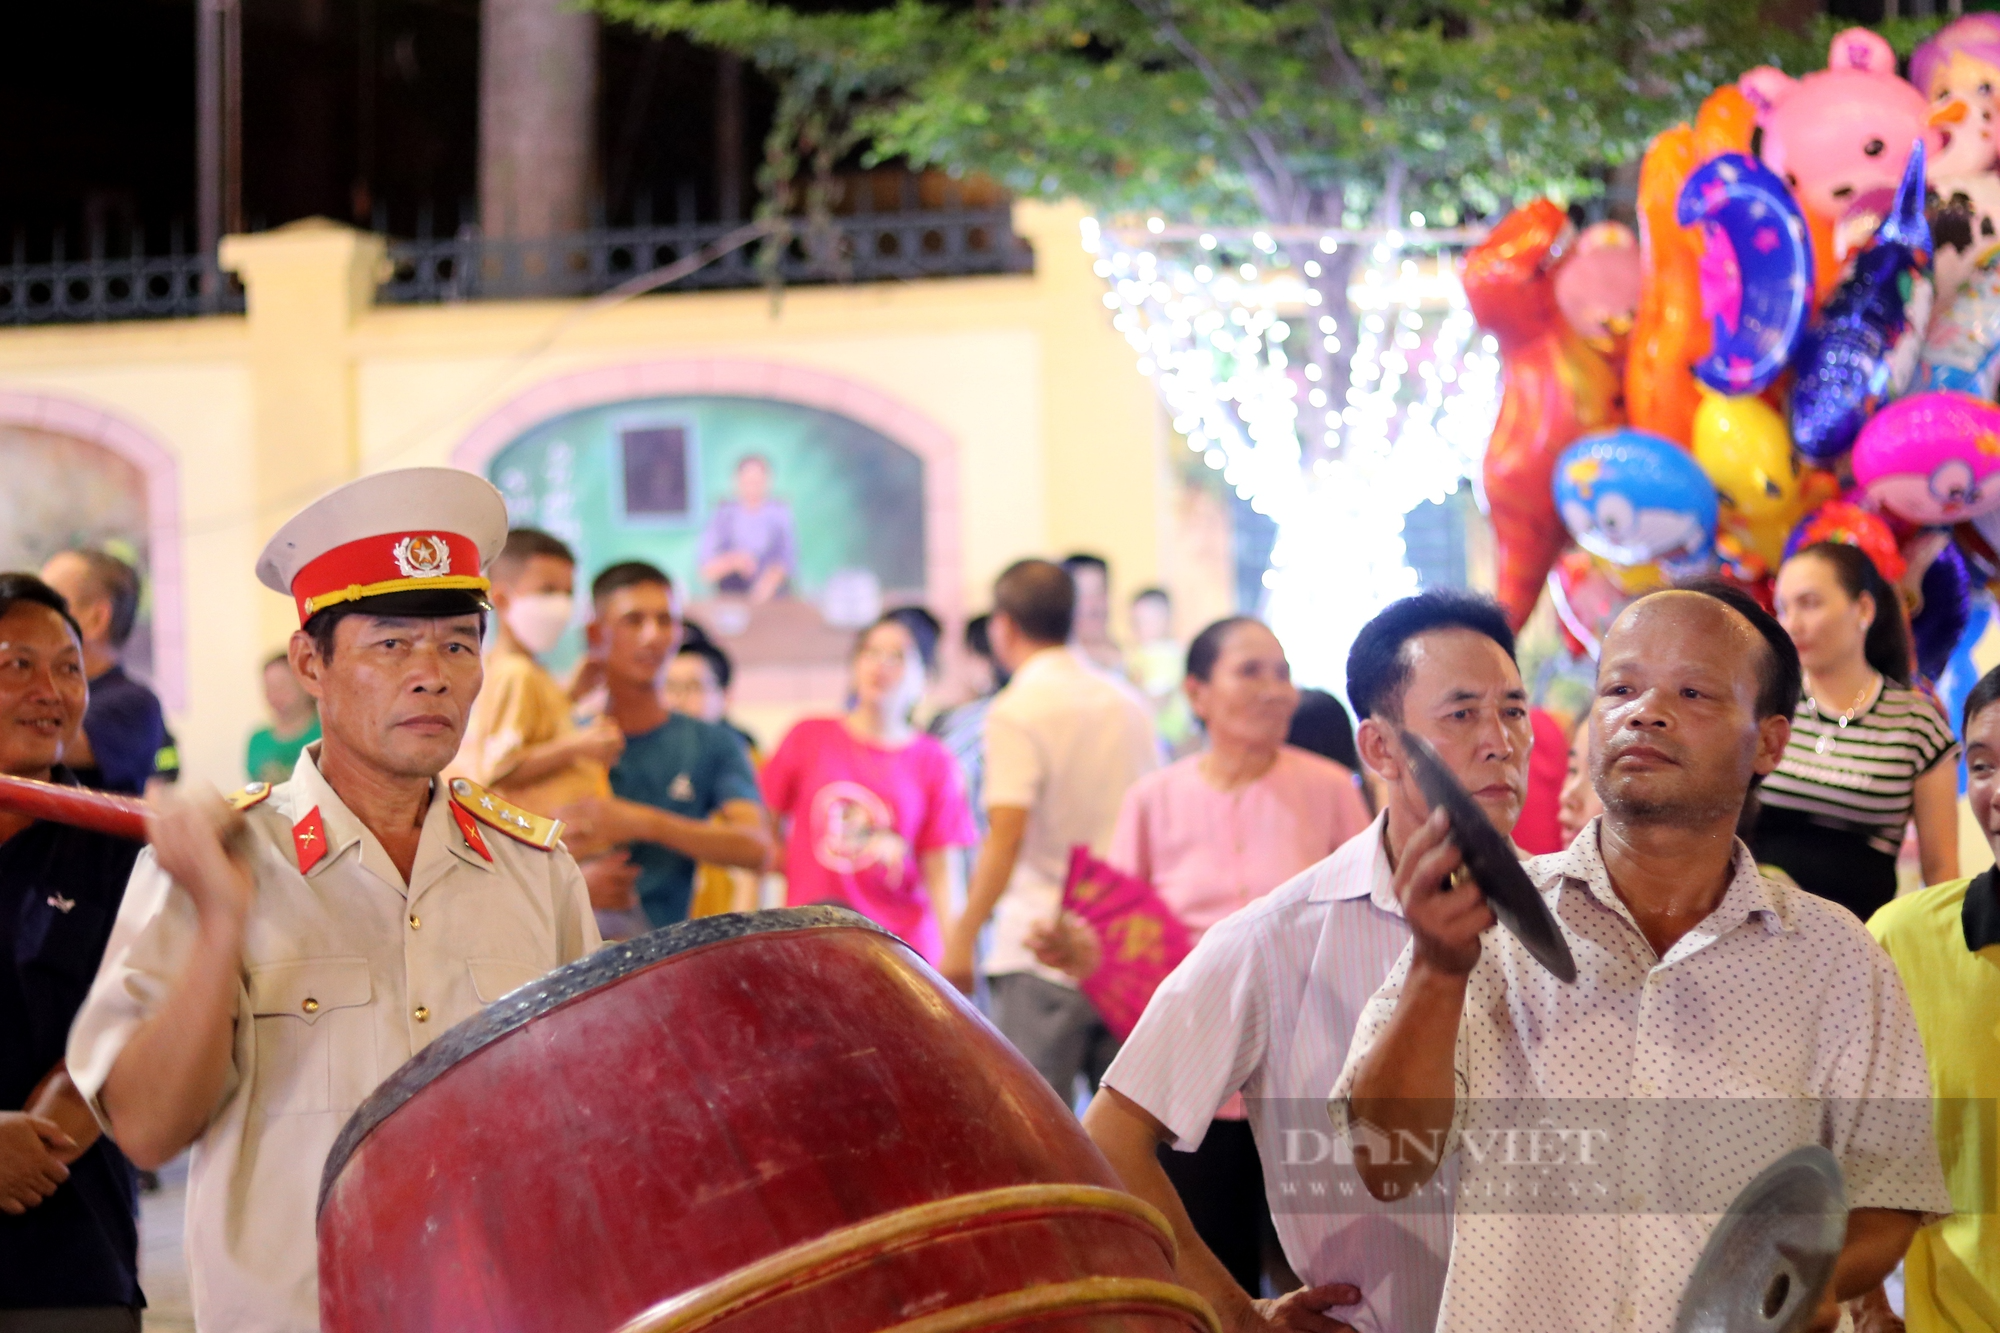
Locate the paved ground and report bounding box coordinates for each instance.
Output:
[139,1157,193,1332]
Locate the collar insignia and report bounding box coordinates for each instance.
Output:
[294,807,329,874]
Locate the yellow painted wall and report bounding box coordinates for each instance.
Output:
[0,201,1169,786]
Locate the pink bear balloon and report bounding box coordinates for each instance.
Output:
[1741,29,1941,252]
[1851,390,2000,525]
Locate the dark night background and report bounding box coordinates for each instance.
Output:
[0,0,1929,261]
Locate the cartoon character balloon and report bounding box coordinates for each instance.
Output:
[1908,535,1976,683]
[1850,390,2000,525]
[1466,200,1624,630]
[1790,145,1936,461]
[1914,17,2000,303]
[1547,549,1635,660]
[1911,14,2000,174]
[1554,431,1719,582]
[1918,260,2000,396]
[1677,154,1815,396]
[1627,89,1759,447]
[1627,125,1708,446]
[1554,222,1643,370]
[1741,28,1942,260]
[1692,390,1816,576]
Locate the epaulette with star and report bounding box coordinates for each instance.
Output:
[447,778,563,853]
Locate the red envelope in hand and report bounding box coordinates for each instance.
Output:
[1060,845,1192,1040]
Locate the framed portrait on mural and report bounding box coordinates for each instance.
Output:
[614,418,696,523]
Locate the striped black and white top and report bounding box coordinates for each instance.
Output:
[1759,684,1958,856]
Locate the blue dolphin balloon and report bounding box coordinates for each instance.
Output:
[1553,430,1719,577]
[1790,140,1934,462]
[1678,153,1814,396]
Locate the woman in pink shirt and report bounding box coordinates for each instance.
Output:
[1110,615,1368,1293]
[762,613,977,963]
[1110,617,1368,937]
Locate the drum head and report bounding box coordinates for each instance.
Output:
[1674,1146,1847,1333]
[1398,730,1576,983]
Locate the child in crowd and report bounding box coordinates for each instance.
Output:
[666,638,765,917]
[666,636,760,758]
[1126,587,1194,752]
[449,528,623,815]
[244,650,320,785]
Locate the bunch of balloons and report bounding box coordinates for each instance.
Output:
[1474,18,2000,697]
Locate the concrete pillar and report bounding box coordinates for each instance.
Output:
[1012,200,1167,610]
[480,0,598,241]
[218,219,387,647]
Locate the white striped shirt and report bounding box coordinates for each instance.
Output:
[1101,814,1451,1333]
[1760,685,1956,856]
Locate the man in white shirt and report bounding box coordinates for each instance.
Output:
[1086,591,1531,1333]
[1336,584,1950,1333]
[939,558,1157,1100]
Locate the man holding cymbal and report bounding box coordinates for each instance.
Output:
[1335,584,1949,1333]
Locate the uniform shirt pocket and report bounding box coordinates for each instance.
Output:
[247,957,373,1116]
[466,957,547,1005]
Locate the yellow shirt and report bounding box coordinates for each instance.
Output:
[450,644,608,816]
[1868,874,2000,1333]
[67,749,600,1333]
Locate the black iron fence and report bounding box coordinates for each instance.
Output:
[377,208,1034,304]
[0,207,1033,326]
[0,252,244,325]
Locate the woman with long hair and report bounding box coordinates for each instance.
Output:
[1759,541,1959,919]
[761,613,977,962]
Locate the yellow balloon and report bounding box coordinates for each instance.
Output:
[1691,390,1803,571]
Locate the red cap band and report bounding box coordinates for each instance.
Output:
[291,530,489,624]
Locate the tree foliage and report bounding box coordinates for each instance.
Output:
[590,0,1939,230]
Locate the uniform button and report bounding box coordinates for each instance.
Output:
[414,1005,430,1023]
[301,998,320,1014]
[409,914,421,930]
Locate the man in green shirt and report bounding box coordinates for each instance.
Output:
[554,562,769,931]
[1867,666,2000,1333]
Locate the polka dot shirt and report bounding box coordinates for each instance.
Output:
[1330,819,1951,1333]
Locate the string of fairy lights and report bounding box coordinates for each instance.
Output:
[1081,216,1501,696]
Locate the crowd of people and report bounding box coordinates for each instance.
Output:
[0,466,1994,1333]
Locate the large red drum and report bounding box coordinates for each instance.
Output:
[318,907,1218,1333]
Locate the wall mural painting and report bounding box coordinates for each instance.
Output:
[489,395,927,681]
[0,424,158,684]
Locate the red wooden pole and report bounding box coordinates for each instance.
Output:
[0,774,149,842]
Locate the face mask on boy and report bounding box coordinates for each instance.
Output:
[504,592,574,656]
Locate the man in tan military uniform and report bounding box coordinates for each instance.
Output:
[66,467,600,1333]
